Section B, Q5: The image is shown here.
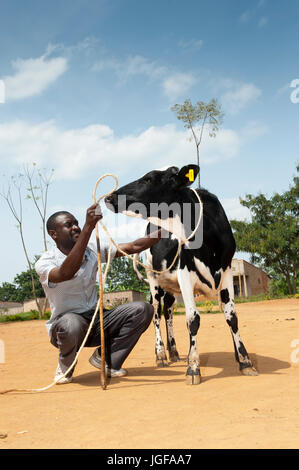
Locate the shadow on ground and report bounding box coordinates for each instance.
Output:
[74,351,290,387]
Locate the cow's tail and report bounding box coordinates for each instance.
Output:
[133,253,149,284]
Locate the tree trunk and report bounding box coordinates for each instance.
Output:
[196,145,200,189]
[285,272,294,295]
[19,226,43,318]
[292,266,297,295]
[196,114,207,189]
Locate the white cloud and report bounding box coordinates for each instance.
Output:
[3,52,68,100]
[0,121,241,180]
[162,73,197,100]
[0,80,5,103]
[178,39,204,51]
[240,120,268,140]
[258,16,268,27]
[46,36,103,58]
[220,198,251,221]
[93,54,166,82]
[221,83,262,114]
[93,53,196,100]
[123,55,166,80]
[240,10,251,23]
[239,1,268,27]
[99,218,148,242]
[0,118,267,181]
[276,82,291,97]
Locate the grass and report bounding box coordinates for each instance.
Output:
[0,293,296,322]
[0,310,51,323]
[234,292,294,303]
[173,292,295,315]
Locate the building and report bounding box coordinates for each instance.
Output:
[0,298,47,316]
[103,290,146,308]
[23,298,48,312]
[232,259,269,297]
[0,301,23,316]
[1,293,147,316]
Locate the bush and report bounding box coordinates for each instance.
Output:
[269,278,289,297]
[0,309,50,323]
[202,300,214,313]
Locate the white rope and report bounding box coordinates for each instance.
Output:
[0,176,202,394]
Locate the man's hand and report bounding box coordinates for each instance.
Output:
[48,204,103,283]
[85,203,103,230]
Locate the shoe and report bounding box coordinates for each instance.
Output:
[54,363,73,384]
[108,368,127,378]
[89,348,128,378]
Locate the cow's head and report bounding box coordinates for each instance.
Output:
[105,164,199,241]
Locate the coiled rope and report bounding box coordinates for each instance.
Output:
[0,174,202,394]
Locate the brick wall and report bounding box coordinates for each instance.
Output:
[232,259,269,296]
[23,298,47,312]
[103,290,145,308]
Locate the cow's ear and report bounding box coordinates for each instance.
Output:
[176,164,199,187]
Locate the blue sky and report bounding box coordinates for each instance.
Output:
[0,0,298,284]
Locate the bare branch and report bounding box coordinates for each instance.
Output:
[171,98,224,188]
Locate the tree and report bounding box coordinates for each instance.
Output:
[230,166,299,295]
[24,163,54,251]
[103,256,148,294]
[0,282,19,302]
[1,165,54,317]
[0,261,45,303]
[171,98,224,188]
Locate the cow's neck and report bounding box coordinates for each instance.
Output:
[147,214,188,244]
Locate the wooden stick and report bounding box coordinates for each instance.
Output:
[92,174,118,390]
[95,223,106,390]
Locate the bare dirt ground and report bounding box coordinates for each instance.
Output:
[0,298,298,449]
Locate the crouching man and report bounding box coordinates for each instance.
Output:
[35,203,161,384]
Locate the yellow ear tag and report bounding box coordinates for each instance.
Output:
[185,169,194,182]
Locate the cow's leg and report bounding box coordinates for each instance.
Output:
[220,267,258,376]
[149,282,168,367]
[177,267,201,385]
[163,292,180,362]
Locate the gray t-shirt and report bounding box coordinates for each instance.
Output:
[35,239,116,336]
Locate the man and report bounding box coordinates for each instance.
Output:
[35,203,161,384]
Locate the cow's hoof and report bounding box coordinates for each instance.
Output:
[156,359,169,367]
[186,373,201,385]
[186,367,201,385]
[241,366,259,376]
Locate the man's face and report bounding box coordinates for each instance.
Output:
[50,213,81,248]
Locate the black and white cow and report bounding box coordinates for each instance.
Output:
[105,164,258,384]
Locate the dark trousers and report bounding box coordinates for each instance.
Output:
[50,301,154,375]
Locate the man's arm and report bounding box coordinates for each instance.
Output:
[114,228,163,258]
[48,204,102,283]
